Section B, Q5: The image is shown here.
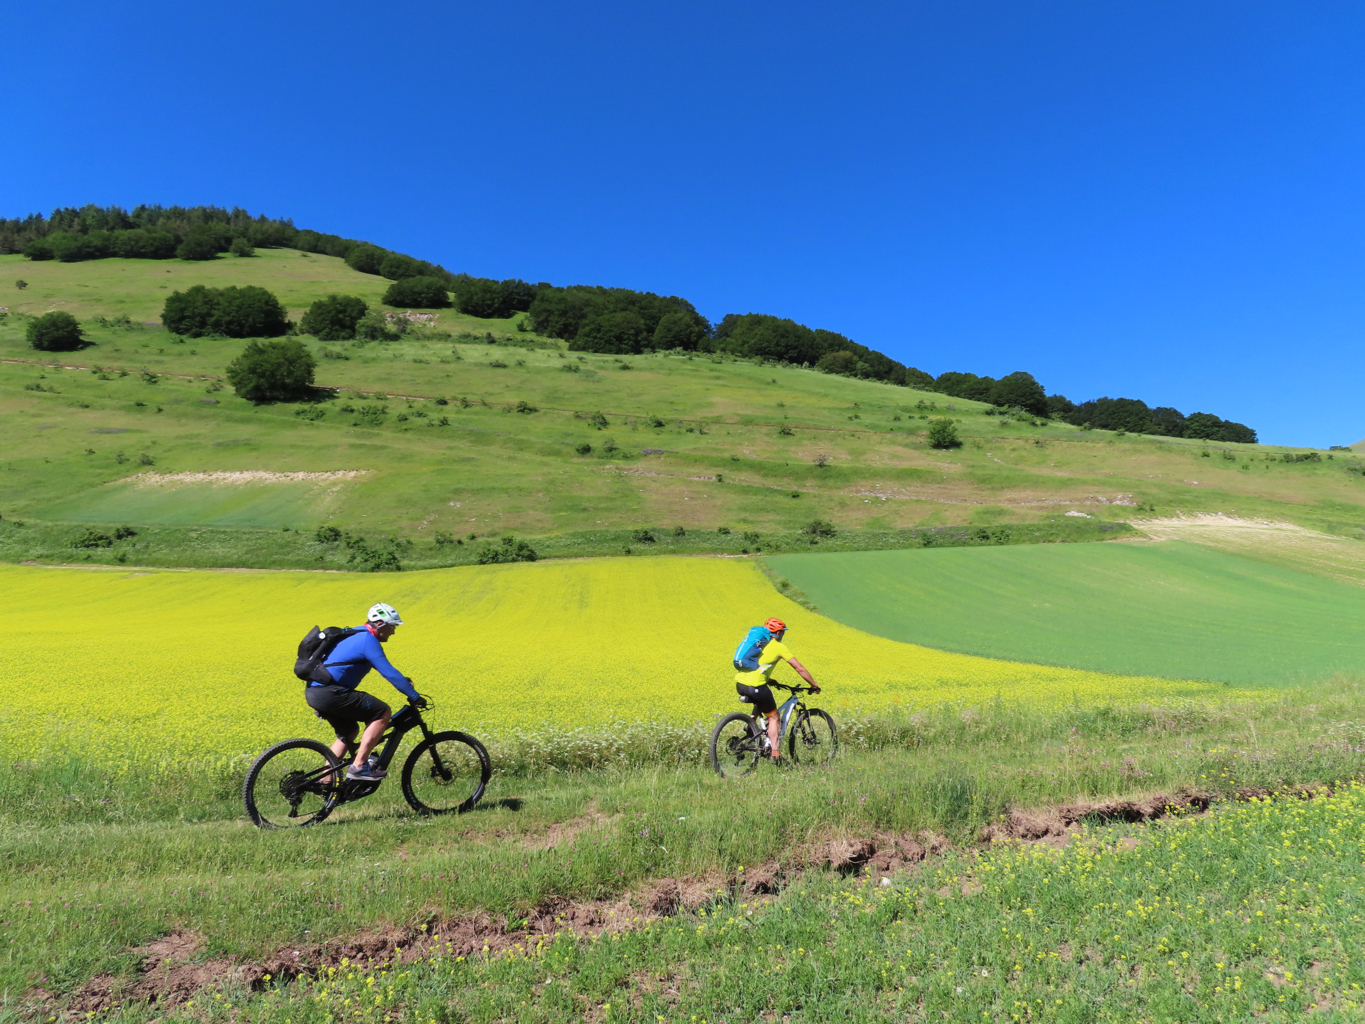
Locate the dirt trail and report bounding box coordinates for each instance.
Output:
[1132,513,1365,587]
[55,789,1226,1017]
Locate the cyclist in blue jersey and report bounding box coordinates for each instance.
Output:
[304,602,426,781]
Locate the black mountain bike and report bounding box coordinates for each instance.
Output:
[709,681,838,778]
[243,699,490,828]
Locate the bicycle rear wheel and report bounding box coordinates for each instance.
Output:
[711,712,762,778]
[401,731,491,815]
[244,738,341,828]
[788,708,838,767]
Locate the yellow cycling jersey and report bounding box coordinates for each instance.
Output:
[733,639,794,685]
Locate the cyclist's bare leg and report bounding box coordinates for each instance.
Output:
[322,731,358,783]
[352,710,391,769]
[766,710,781,758]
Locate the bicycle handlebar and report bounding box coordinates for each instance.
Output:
[768,680,818,694]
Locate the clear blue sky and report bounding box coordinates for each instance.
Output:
[5,1,1363,447]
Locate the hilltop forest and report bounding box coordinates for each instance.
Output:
[2,203,1255,441]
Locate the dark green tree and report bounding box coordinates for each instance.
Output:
[161,285,221,336]
[382,277,451,308]
[229,237,256,257]
[987,371,1048,415]
[300,295,369,341]
[345,244,387,275]
[210,286,290,338]
[225,339,317,402]
[379,253,424,280]
[454,278,513,318]
[816,350,859,375]
[27,311,87,351]
[935,372,996,401]
[570,311,648,354]
[652,311,705,350]
[175,225,226,260]
[1045,394,1078,421]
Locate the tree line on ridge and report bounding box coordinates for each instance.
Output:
[1,204,1256,442]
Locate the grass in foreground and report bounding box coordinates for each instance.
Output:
[105,788,1365,1024]
[3,678,1364,1014]
[768,539,1365,685]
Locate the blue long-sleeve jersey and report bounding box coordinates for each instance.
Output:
[319,626,419,701]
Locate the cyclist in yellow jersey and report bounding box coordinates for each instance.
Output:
[734,617,820,762]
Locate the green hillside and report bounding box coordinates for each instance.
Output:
[3,248,1364,569]
[768,540,1365,685]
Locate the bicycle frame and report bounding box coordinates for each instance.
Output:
[751,683,807,748]
[305,703,441,804]
[339,704,433,771]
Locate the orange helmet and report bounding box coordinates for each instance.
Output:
[765,618,787,632]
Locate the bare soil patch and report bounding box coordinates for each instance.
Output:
[1133,513,1365,587]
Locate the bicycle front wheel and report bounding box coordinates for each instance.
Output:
[401,731,491,815]
[788,708,838,767]
[711,712,762,778]
[243,738,341,829]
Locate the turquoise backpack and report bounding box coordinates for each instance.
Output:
[732,626,773,671]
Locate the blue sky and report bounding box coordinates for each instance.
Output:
[5,0,1364,446]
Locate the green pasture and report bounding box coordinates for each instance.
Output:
[3,249,1365,562]
[33,475,365,528]
[768,540,1365,686]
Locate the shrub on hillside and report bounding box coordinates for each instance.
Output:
[927,417,961,449]
[815,350,859,375]
[381,276,450,308]
[229,237,256,257]
[162,285,221,336]
[162,285,289,338]
[211,286,290,338]
[345,244,387,275]
[570,310,648,354]
[225,338,317,403]
[355,309,404,341]
[476,536,538,564]
[23,238,55,260]
[300,294,369,341]
[27,311,87,352]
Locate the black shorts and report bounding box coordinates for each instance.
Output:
[736,682,777,715]
[305,684,390,739]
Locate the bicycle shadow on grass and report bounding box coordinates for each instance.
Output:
[319,795,527,828]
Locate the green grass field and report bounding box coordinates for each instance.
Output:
[5,249,1365,562]
[767,540,1365,685]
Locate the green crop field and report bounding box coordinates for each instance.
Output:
[767,540,1365,685]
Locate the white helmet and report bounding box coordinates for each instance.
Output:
[367,602,403,626]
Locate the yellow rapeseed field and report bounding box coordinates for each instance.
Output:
[0,558,1251,769]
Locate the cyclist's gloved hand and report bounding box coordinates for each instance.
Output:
[809,684,822,694]
[411,695,429,709]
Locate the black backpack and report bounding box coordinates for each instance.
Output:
[294,625,362,683]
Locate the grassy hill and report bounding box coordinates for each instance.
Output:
[3,249,1364,570]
